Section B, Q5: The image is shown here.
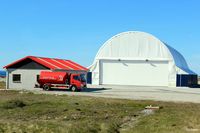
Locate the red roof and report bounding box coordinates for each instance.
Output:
[4,56,88,71]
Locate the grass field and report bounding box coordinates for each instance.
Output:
[0,90,200,133]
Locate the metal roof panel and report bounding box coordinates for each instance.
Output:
[3,56,88,71]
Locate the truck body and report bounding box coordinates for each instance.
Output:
[37,71,86,91]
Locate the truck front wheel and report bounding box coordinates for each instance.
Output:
[71,85,77,92]
[43,84,50,91]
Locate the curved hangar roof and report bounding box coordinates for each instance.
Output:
[93,31,195,74]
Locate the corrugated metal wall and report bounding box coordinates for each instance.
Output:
[176,74,198,87]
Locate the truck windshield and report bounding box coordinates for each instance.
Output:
[73,75,80,81]
[80,74,86,82]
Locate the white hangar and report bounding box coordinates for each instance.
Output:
[89,31,197,87]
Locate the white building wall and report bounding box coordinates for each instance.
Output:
[7,69,46,89]
[99,60,169,86]
[90,60,100,85]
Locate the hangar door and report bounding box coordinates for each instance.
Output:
[99,60,169,86]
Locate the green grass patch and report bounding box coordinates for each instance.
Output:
[0,90,200,133]
[1,100,26,109]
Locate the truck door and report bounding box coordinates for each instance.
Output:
[71,75,81,88]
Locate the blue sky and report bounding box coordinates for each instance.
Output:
[0,0,200,74]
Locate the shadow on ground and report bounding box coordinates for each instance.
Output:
[82,87,112,92]
[189,84,200,88]
[48,87,112,93]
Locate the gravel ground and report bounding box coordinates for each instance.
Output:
[10,85,200,104]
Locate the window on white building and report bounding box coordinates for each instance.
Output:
[12,74,21,83]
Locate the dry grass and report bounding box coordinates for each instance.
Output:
[0,90,200,133]
[0,82,5,89]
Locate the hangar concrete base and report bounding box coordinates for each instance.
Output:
[85,85,200,103]
[10,85,200,104]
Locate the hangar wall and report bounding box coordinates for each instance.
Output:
[89,31,197,87]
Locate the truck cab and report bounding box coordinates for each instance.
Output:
[70,74,82,91]
[80,74,87,88]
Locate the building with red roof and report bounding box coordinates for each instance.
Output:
[4,56,88,89]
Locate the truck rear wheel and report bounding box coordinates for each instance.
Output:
[71,85,77,92]
[43,84,50,91]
